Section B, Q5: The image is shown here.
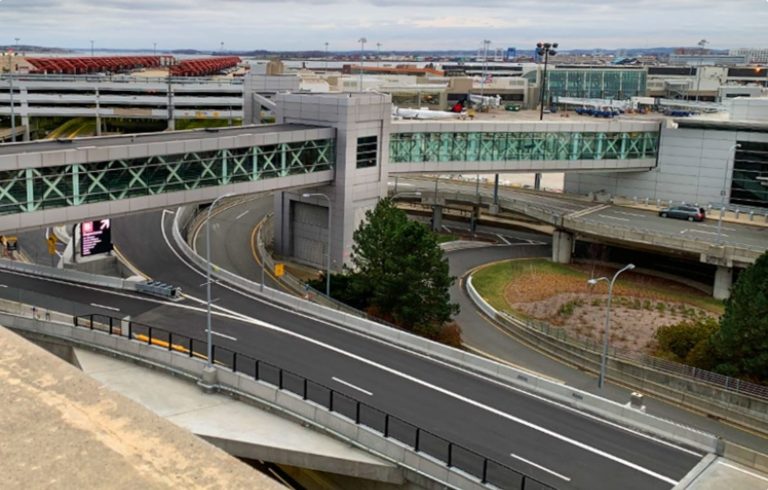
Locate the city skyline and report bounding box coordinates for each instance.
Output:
[1,0,767,52]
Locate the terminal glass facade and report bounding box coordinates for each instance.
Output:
[0,138,335,215]
[731,141,768,209]
[546,69,647,101]
[389,131,658,164]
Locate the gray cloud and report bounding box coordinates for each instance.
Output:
[1,0,766,50]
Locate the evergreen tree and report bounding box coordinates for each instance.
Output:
[349,198,459,332]
[713,252,768,380]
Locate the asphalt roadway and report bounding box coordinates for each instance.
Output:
[0,209,703,490]
[199,198,767,453]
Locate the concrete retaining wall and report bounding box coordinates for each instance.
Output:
[465,275,768,438]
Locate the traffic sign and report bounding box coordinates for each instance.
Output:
[80,219,113,257]
[47,234,57,255]
[274,263,285,277]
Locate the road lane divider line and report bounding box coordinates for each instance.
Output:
[90,303,120,312]
[332,377,373,397]
[509,452,571,482]
[496,233,511,245]
[158,212,690,482]
[211,331,237,341]
[235,209,250,220]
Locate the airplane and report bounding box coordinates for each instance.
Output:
[392,106,463,120]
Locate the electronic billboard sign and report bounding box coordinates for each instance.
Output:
[80,219,113,257]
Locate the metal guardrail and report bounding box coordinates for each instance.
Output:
[497,311,768,402]
[73,312,554,490]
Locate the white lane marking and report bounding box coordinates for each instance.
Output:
[332,377,373,396]
[496,233,511,245]
[719,461,768,482]
[510,452,571,482]
[235,209,250,221]
[212,331,237,341]
[612,210,646,218]
[90,303,120,312]
[442,225,451,233]
[599,215,630,222]
[0,284,7,288]
[157,212,686,483]
[680,229,727,237]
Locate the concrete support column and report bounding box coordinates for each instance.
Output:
[552,230,573,264]
[431,205,443,232]
[274,92,392,270]
[713,266,733,300]
[21,115,30,141]
[534,172,542,191]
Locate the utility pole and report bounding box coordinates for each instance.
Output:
[694,39,708,102]
[167,64,175,130]
[480,39,491,98]
[358,37,367,92]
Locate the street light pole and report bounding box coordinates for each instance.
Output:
[90,40,94,57]
[694,39,708,102]
[717,143,741,243]
[205,193,233,368]
[325,42,329,70]
[358,37,367,92]
[154,42,157,56]
[377,42,381,68]
[480,39,491,98]
[302,192,332,297]
[6,51,18,143]
[536,41,558,121]
[588,263,635,389]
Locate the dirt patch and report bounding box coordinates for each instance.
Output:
[512,293,716,352]
[498,262,720,353]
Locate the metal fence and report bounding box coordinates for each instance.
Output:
[73,313,554,490]
[502,312,768,401]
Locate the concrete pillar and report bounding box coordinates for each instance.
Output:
[21,115,30,141]
[273,92,392,270]
[552,230,573,264]
[534,172,542,190]
[713,266,733,300]
[431,205,443,231]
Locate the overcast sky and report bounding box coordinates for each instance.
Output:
[1,0,767,52]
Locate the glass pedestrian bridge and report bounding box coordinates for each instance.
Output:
[390,129,659,166]
[0,128,335,219]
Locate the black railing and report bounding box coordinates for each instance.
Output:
[74,313,555,490]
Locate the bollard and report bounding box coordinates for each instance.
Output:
[656,198,661,207]
[749,211,754,221]
[644,197,649,205]
[629,392,646,411]
[735,209,740,219]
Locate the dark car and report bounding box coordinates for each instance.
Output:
[658,206,706,222]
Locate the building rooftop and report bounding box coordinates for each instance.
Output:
[0,326,280,490]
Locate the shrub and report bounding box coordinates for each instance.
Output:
[654,317,719,362]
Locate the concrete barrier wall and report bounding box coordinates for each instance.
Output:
[0,258,137,291]
[465,276,768,438]
[1,311,488,490]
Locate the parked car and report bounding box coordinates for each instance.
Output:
[658,206,706,222]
